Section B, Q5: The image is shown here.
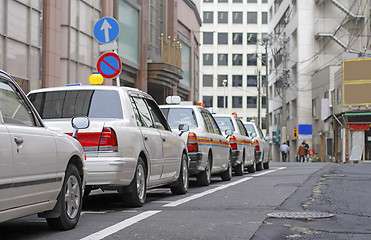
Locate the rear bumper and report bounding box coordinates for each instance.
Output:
[230,149,240,166]
[255,150,262,163]
[188,152,204,175]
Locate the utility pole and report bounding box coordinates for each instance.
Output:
[262,35,270,136]
[257,70,261,127]
[281,33,289,144]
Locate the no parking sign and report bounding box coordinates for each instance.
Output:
[96,52,122,79]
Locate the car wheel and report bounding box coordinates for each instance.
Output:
[247,162,256,173]
[263,161,270,169]
[197,155,211,186]
[120,157,147,207]
[46,164,82,230]
[221,157,232,181]
[256,161,263,171]
[171,153,189,195]
[234,161,244,176]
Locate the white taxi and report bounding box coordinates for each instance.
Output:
[160,101,233,186]
[0,70,86,230]
[213,114,255,174]
[28,85,189,207]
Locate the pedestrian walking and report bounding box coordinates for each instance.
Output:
[279,142,290,162]
[303,140,310,162]
[297,142,306,162]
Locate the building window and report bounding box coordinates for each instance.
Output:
[203,32,214,44]
[262,75,267,86]
[218,54,228,66]
[247,96,257,108]
[232,54,243,66]
[203,96,213,107]
[261,117,266,129]
[247,12,257,24]
[232,96,243,108]
[247,75,257,87]
[218,12,228,24]
[203,11,213,23]
[218,96,228,108]
[233,12,243,23]
[247,33,257,45]
[262,12,268,24]
[204,0,213,2]
[233,0,243,2]
[203,75,213,87]
[218,75,228,86]
[247,0,257,2]
[219,0,228,2]
[203,53,213,65]
[262,53,267,66]
[218,33,228,44]
[247,54,257,65]
[262,96,266,108]
[232,75,243,87]
[232,33,243,44]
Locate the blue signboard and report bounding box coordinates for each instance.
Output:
[97,52,122,79]
[93,17,120,44]
[298,124,312,135]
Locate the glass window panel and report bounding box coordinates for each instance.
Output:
[232,75,242,87]
[71,0,78,28]
[70,29,77,61]
[203,53,213,65]
[8,1,28,42]
[61,2,69,25]
[232,54,242,66]
[218,33,228,44]
[203,11,213,23]
[247,75,257,86]
[180,42,191,87]
[118,1,139,64]
[217,96,228,108]
[233,12,242,24]
[247,12,257,24]
[262,96,266,108]
[7,40,28,79]
[247,54,257,65]
[262,0,268,3]
[247,33,257,44]
[219,0,228,2]
[232,33,242,44]
[60,59,67,86]
[204,0,213,2]
[247,96,257,108]
[79,33,92,65]
[233,0,242,2]
[217,75,228,87]
[80,2,92,35]
[162,108,198,129]
[262,12,268,24]
[203,96,213,108]
[69,61,77,84]
[232,96,242,108]
[203,75,213,87]
[218,54,228,66]
[247,0,257,2]
[61,27,68,59]
[30,47,40,88]
[31,10,40,47]
[218,12,228,24]
[203,32,214,44]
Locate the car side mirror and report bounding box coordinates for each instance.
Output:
[178,124,189,136]
[225,129,233,138]
[71,116,90,139]
[264,136,270,141]
[250,132,257,138]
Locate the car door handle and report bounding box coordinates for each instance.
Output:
[14,137,23,145]
[144,135,148,141]
[162,137,166,142]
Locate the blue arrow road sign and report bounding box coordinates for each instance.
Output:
[94,17,120,44]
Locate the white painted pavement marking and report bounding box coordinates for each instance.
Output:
[252,167,286,177]
[80,210,161,240]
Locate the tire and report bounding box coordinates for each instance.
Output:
[46,164,82,230]
[234,162,244,176]
[171,153,189,195]
[220,157,232,181]
[197,155,211,186]
[247,162,256,173]
[256,161,263,171]
[263,161,270,169]
[120,158,147,207]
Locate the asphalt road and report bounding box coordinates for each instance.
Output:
[1,162,370,240]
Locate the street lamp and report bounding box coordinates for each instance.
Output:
[222,79,227,113]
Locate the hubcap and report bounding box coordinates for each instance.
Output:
[136,164,146,200]
[182,157,189,189]
[64,175,80,219]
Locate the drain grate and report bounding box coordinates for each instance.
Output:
[267,212,334,220]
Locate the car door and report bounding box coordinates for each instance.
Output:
[146,98,180,180]
[0,78,57,209]
[131,96,163,183]
[0,123,13,211]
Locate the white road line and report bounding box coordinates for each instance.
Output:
[163,177,253,207]
[252,167,286,177]
[80,210,161,240]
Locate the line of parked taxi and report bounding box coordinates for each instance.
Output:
[0,70,269,230]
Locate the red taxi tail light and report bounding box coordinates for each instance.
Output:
[187,132,199,152]
[254,139,260,151]
[229,135,237,150]
[99,127,118,147]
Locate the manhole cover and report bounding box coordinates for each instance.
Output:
[267,212,334,219]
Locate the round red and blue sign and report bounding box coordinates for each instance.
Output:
[96,52,122,79]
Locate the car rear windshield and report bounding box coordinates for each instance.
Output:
[161,108,198,128]
[28,90,123,119]
[214,117,235,133]
[244,124,256,135]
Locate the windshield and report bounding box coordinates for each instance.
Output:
[28,90,123,119]
[214,117,234,133]
[161,108,198,128]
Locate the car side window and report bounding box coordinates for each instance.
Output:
[0,79,36,126]
[236,119,247,136]
[145,98,170,131]
[207,113,222,135]
[131,96,154,128]
[200,110,213,133]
